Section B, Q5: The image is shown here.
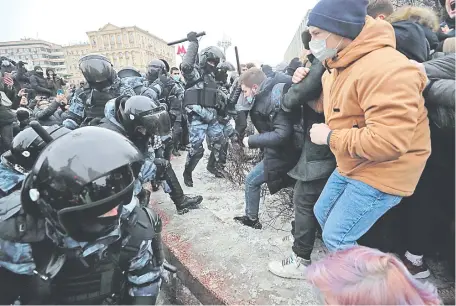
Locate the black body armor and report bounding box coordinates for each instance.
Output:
[0,205,164,305]
[183,74,218,108]
[84,88,116,119]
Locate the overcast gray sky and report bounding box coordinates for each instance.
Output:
[0,0,317,66]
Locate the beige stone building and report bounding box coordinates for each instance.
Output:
[64,23,176,84]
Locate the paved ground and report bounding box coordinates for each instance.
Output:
[149,150,327,305]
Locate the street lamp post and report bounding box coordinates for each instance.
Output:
[217,37,232,57]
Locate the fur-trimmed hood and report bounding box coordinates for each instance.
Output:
[386,6,440,31]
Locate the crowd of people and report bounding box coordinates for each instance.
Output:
[0,0,454,304]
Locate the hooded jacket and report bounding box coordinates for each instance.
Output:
[248,73,300,194]
[30,70,52,97]
[387,6,440,51]
[324,16,431,197]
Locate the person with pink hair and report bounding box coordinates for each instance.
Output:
[306,246,442,305]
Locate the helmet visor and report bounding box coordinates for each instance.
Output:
[139,107,171,137]
[57,164,135,241]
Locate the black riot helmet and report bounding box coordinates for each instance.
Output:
[79,54,117,91]
[118,95,171,138]
[146,59,167,83]
[1,125,71,174]
[199,46,225,73]
[215,61,235,83]
[117,66,141,79]
[160,59,170,73]
[21,127,144,242]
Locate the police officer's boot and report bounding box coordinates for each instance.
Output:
[137,188,151,207]
[183,149,204,187]
[213,143,229,178]
[151,180,160,192]
[164,166,203,214]
[206,150,219,176]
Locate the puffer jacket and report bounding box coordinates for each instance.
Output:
[423,54,455,130]
[422,54,455,171]
[282,60,336,182]
[33,101,65,126]
[248,73,300,194]
[30,71,53,97]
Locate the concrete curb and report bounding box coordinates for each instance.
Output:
[152,201,237,305]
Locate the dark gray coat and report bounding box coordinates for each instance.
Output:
[282,60,336,182]
[33,101,65,126]
[248,74,300,194]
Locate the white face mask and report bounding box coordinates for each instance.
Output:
[309,33,343,63]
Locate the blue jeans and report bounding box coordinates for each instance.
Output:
[245,160,266,220]
[314,169,402,252]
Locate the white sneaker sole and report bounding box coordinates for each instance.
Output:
[413,270,431,279]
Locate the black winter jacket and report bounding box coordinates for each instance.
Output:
[282,60,336,182]
[30,72,53,97]
[33,101,65,126]
[248,73,300,194]
[423,54,455,129]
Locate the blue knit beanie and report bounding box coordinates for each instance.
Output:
[307,0,368,40]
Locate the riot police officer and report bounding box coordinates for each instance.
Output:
[0,126,167,305]
[98,95,203,214]
[67,54,163,129]
[0,125,70,199]
[210,61,238,176]
[145,59,181,161]
[180,31,229,187]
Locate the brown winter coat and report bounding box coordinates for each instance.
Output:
[324,17,431,197]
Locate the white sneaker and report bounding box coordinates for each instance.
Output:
[268,253,310,280]
[268,234,294,248]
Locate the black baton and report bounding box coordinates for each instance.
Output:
[167,32,206,46]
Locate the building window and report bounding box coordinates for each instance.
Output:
[129,32,134,44]
[117,35,121,44]
[111,35,115,44]
[92,37,97,46]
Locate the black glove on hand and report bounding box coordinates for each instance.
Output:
[187,31,198,43]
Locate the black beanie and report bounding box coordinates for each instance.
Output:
[308,0,368,40]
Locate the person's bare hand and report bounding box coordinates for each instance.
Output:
[55,94,66,104]
[292,67,310,84]
[18,88,27,97]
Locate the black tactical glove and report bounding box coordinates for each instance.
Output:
[187,31,198,43]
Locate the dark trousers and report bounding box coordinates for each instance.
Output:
[181,115,189,147]
[0,124,13,154]
[235,110,249,140]
[291,178,327,260]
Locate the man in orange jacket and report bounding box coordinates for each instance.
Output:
[298,0,431,253]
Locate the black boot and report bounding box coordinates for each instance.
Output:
[164,166,203,214]
[137,188,151,207]
[151,180,160,192]
[213,142,229,178]
[206,150,221,177]
[183,149,203,187]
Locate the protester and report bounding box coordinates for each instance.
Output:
[233,68,299,229]
[306,246,441,305]
[302,0,431,252]
[29,66,53,98]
